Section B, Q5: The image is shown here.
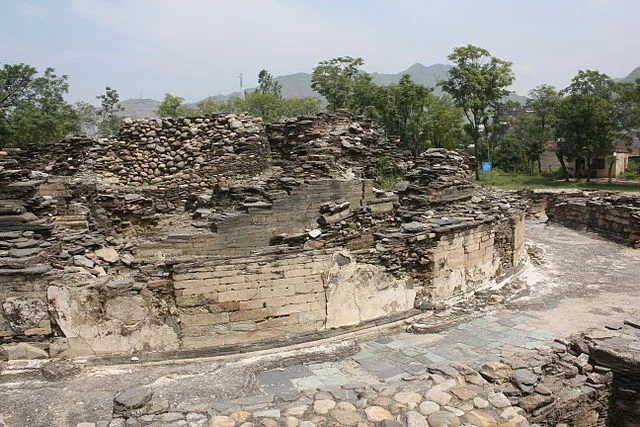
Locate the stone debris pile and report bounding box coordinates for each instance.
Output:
[573,319,640,426]
[267,111,406,180]
[399,148,477,207]
[0,159,55,278]
[477,344,610,424]
[95,114,270,186]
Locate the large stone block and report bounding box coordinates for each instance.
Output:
[324,250,416,329]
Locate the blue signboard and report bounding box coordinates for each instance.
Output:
[481,162,493,173]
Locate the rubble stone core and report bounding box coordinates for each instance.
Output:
[0,111,526,358]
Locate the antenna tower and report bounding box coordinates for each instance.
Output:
[239,73,245,100]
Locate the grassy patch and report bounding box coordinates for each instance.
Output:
[478,169,640,192]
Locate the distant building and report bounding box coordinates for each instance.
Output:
[540,140,630,179]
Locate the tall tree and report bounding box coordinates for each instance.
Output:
[527,84,561,173]
[365,75,434,157]
[511,114,546,173]
[311,56,366,110]
[422,95,465,150]
[0,64,78,147]
[74,101,98,136]
[555,70,617,181]
[0,63,38,112]
[257,70,282,98]
[96,86,124,137]
[614,78,640,139]
[440,45,514,178]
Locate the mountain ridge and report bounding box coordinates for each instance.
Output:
[118,63,639,119]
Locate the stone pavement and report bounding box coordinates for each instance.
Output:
[258,312,562,397]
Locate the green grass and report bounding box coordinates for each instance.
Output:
[478,170,640,192]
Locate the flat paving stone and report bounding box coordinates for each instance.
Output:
[281,365,315,379]
[257,371,297,396]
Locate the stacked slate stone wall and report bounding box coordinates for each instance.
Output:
[576,320,640,426]
[521,190,640,247]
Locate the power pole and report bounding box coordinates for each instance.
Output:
[239,73,245,100]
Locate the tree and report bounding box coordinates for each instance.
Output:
[257,70,282,98]
[511,114,546,173]
[196,98,219,115]
[480,101,517,167]
[555,70,618,181]
[364,75,435,157]
[245,92,282,122]
[74,101,98,136]
[615,78,640,138]
[156,93,190,117]
[440,45,515,178]
[494,129,526,173]
[423,95,465,150]
[389,75,434,156]
[527,85,561,173]
[0,63,38,111]
[280,97,322,117]
[0,64,78,147]
[96,86,124,137]
[311,56,366,110]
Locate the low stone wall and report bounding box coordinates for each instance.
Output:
[575,320,640,426]
[521,190,640,247]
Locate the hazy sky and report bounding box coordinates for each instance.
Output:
[3,0,639,103]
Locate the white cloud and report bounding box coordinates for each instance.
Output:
[19,3,47,17]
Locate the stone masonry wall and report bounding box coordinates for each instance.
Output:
[0,111,528,358]
[521,190,640,247]
[138,179,373,258]
[171,249,330,349]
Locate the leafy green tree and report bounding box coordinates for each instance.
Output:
[615,78,640,138]
[257,70,282,98]
[96,86,124,137]
[311,56,366,110]
[510,114,546,173]
[478,101,516,166]
[196,98,219,115]
[493,130,526,173]
[0,64,78,147]
[364,75,434,157]
[0,63,38,112]
[423,95,465,150]
[555,70,617,181]
[390,75,434,156]
[527,84,561,173]
[156,93,191,117]
[280,97,322,117]
[245,92,282,122]
[440,45,515,178]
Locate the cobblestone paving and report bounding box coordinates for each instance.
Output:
[257,311,564,397]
